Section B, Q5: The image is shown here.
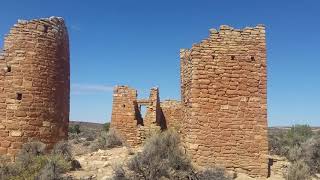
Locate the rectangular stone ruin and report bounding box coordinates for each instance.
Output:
[110,24,269,178]
[110,86,165,146]
[180,25,268,177]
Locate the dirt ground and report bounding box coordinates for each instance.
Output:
[66,122,320,180]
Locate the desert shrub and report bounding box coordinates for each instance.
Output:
[0,142,47,179]
[105,129,123,148]
[86,136,95,141]
[52,141,72,161]
[301,137,320,174]
[69,124,81,134]
[68,132,79,140]
[287,145,303,162]
[129,130,190,178]
[16,141,46,167]
[83,142,91,146]
[124,129,188,179]
[1,141,75,180]
[112,164,128,180]
[51,141,81,171]
[286,160,311,180]
[115,129,230,180]
[268,128,289,156]
[127,151,169,179]
[94,129,123,150]
[286,125,313,147]
[70,159,81,171]
[0,155,16,180]
[16,155,49,180]
[269,125,314,157]
[36,155,71,180]
[197,168,232,180]
[104,122,110,132]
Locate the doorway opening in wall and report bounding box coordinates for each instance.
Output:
[137,105,147,126]
[140,106,147,119]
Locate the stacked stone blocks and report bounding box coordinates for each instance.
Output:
[0,17,70,157]
[180,25,268,177]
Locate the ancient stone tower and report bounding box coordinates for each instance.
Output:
[0,17,70,157]
[180,25,268,177]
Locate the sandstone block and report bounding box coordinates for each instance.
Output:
[10,130,23,137]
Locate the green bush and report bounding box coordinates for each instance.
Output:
[104,122,110,132]
[69,124,81,134]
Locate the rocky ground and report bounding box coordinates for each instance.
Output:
[66,147,134,180]
[65,147,298,180]
[66,122,320,180]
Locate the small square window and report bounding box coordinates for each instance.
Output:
[7,65,11,72]
[16,93,22,100]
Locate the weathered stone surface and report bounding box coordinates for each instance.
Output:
[110,24,268,178]
[0,17,70,157]
[110,86,165,146]
[10,130,23,137]
[180,25,268,177]
[160,100,182,130]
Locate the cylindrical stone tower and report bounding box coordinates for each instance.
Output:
[0,17,70,157]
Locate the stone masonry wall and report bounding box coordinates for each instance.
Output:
[180,25,268,177]
[143,88,165,135]
[160,100,182,131]
[0,17,70,157]
[110,86,143,146]
[110,86,164,146]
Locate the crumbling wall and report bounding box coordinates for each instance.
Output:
[110,86,164,146]
[143,88,165,135]
[110,86,143,146]
[0,17,70,157]
[180,25,268,177]
[161,100,182,130]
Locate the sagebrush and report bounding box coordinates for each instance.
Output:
[269,125,320,178]
[0,141,77,180]
[113,129,230,180]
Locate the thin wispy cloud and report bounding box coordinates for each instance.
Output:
[71,83,113,95]
[70,25,81,31]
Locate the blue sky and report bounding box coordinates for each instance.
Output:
[0,0,319,126]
